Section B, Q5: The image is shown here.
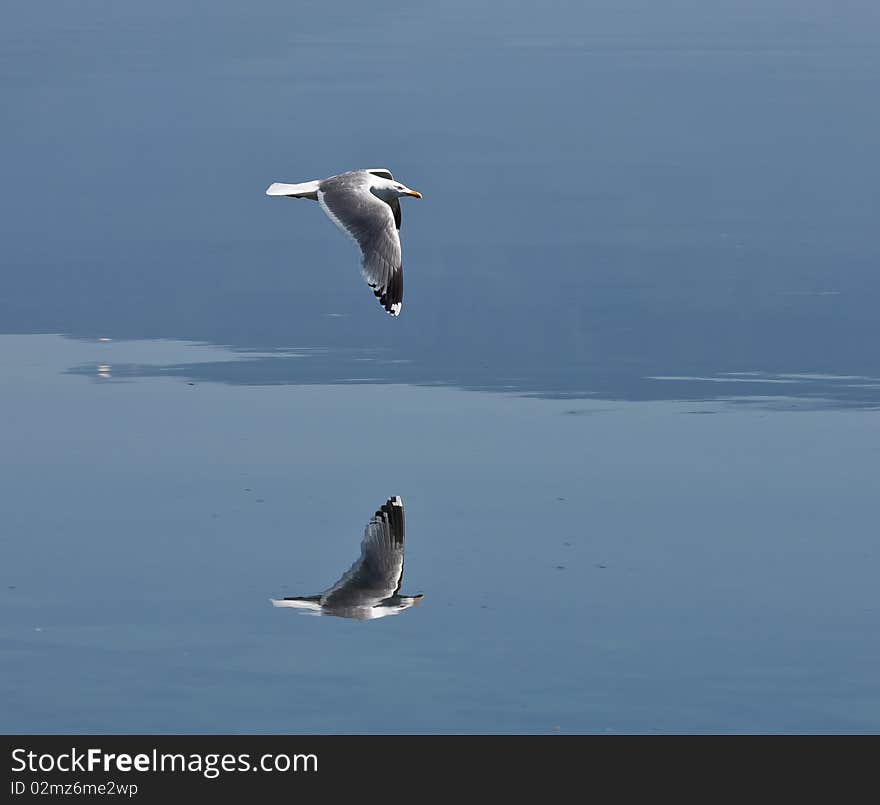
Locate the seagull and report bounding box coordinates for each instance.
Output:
[271,496,423,620]
[265,169,422,316]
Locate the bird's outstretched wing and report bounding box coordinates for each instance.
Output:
[317,173,403,316]
[320,496,406,608]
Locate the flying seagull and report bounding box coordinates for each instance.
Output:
[265,169,422,316]
[271,496,423,620]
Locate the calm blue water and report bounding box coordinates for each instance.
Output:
[1,2,879,733]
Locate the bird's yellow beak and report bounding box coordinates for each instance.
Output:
[406,190,422,198]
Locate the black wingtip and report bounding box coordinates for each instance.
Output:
[377,266,403,316]
[375,496,405,545]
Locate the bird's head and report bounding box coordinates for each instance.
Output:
[371,176,422,201]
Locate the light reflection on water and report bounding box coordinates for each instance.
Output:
[64,341,880,409]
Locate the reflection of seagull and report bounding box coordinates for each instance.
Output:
[271,496,423,620]
[265,169,422,316]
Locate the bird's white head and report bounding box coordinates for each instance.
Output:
[370,176,422,201]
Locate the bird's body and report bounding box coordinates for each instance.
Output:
[266,169,421,316]
[271,496,423,620]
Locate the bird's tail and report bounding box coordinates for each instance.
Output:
[265,180,320,199]
[270,596,322,611]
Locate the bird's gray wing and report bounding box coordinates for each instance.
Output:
[317,173,403,316]
[321,497,406,608]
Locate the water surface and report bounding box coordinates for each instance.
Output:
[1,1,879,733]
